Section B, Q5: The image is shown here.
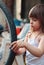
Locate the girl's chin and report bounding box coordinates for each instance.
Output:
[31,29,37,32]
[30,27,38,31]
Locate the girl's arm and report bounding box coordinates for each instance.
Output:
[24,36,44,57]
[15,32,31,55]
[10,32,31,55]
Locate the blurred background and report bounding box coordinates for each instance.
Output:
[2,0,44,19]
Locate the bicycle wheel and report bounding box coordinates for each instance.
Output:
[0,1,17,65]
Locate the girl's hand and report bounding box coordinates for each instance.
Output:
[24,31,31,42]
[10,40,25,52]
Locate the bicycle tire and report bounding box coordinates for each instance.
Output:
[0,1,17,65]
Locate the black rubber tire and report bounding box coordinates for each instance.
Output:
[0,1,17,65]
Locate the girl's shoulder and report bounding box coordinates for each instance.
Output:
[36,33,44,43]
[39,33,44,41]
[41,34,44,39]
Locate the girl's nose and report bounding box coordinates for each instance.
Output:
[30,20,33,24]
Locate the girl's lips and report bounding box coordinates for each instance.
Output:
[30,24,33,27]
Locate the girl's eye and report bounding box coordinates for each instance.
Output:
[32,18,37,21]
[29,18,37,21]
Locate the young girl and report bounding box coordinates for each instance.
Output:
[10,4,44,65]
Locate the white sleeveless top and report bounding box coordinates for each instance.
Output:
[26,37,44,65]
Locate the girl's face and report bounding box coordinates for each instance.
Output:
[29,17,41,31]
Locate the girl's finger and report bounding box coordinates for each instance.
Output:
[13,45,19,51]
[11,43,17,50]
[10,41,17,49]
